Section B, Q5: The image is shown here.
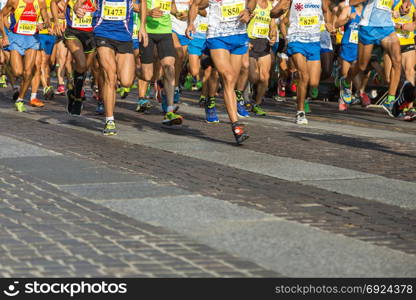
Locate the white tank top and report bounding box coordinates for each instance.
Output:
[207,0,247,39]
[171,0,190,35]
[287,0,323,43]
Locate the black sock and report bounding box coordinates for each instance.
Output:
[73,71,86,99]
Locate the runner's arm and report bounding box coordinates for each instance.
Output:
[39,0,51,29]
[51,0,65,36]
[186,0,204,39]
[334,4,351,28]
[1,0,16,31]
[270,0,290,18]
[269,18,277,45]
[323,0,334,32]
[139,0,148,47]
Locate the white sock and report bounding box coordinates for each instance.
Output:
[167,105,174,113]
[30,93,37,100]
[16,98,24,103]
[297,110,305,114]
[105,116,114,122]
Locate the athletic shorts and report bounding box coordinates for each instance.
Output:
[95,36,133,54]
[206,34,249,55]
[249,38,271,59]
[287,41,320,61]
[340,43,358,62]
[401,44,416,53]
[188,37,207,56]
[140,33,176,64]
[39,34,56,55]
[64,27,95,53]
[7,32,39,56]
[359,26,395,45]
[133,39,140,50]
[173,31,191,46]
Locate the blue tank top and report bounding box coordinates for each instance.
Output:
[342,6,361,45]
[360,0,394,27]
[93,0,134,41]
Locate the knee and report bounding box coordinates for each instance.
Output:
[23,68,33,78]
[163,64,175,78]
[220,69,236,84]
[259,71,270,83]
[299,71,309,83]
[120,76,134,88]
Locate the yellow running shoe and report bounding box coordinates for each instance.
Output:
[15,101,26,112]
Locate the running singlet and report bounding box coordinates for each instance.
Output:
[193,8,209,39]
[93,0,133,41]
[247,1,272,39]
[10,0,40,35]
[207,0,247,38]
[145,0,172,34]
[287,0,323,43]
[66,0,95,31]
[132,11,140,39]
[38,0,51,34]
[360,0,395,27]
[341,6,361,45]
[171,0,189,35]
[392,0,415,45]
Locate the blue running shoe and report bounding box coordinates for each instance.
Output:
[205,97,219,123]
[237,100,250,118]
[174,87,180,104]
[96,100,104,115]
[136,98,153,112]
[340,77,352,104]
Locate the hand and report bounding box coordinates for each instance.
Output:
[239,8,252,24]
[2,35,9,47]
[53,21,65,36]
[269,35,277,46]
[349,12,356,20]
[75,7,86,18]
[325,22,334,33]
[392,10,400,19]
[138,28,148,47]
[176,11,188,21]
[185,24,195,40]
[57,0,66,12]
[149,7,164,18]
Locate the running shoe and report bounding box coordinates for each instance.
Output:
[147,83,156,100]
[339,77,352,104]
[162,111,183,126]
[296,111,308,125]
[338,98,348,111]
[184,75,193,91]
[199,95,207,107]
[120,87,130,99]
[290,82,297,93]
[96,100,104,115]
[252,104,266,116]
[55,84,65,95]
[392,81,415,117]
[351,93,361,105]
[403,108,416,122]
[103,120,117,136]
[66,89,75,114]
[382,95,396,117]
[71,99,83,116]
[360,92,371,107]
[29,98,45,107]
[80,88,86,101]
[237,100,250,117]
[43,86,54,100]
[136,98,153,112]
[304,99,311,113]
[131,82,138,89]
[195,80,202,90]
[15,101,26,112]
[0,75,7,88]
[205,97,219,123]
[232,122,249,145]
[309,87,319,99]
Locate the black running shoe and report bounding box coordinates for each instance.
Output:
[66,89,74,113]
[392,81,415,117]
[71,99,83,115]
[232,122,249,145]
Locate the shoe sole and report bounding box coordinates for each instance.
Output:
[162,118,183,126]
[235,134,249,145]
[103,132,117,136]
[237,113,250,118]
[206,120,220,123]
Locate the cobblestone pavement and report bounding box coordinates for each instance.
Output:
[0,86,415,277]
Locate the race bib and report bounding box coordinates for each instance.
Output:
[72,12,93,28]
[376,0,392,11]
[397,28,410,39]
[298,15,319,26]
[221,1,244,20]
[16,20,37,35]
[349,29,358,44]
[153,0,171,14]
[197,23,208,32]
[252,22,269,38]
[103,1,127,21]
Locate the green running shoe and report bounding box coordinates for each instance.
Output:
[195,80,202,90]
[15,101,26,112]
[304,99,311,113]
[184,75,193,91]
[252,104,266,116]
[162,111,183,126]
[103,120,117,136]
[309,87,318,99]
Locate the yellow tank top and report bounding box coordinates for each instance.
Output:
[393,0,415,45]
[247,1,272,39]
[38,0,51,34]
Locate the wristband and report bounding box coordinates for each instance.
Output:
[345,0,350,6]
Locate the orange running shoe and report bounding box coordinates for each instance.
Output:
[29,98,45,107]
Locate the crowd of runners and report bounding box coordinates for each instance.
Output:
[0,0,415,144]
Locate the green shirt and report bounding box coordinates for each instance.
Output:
[146,0,172,34]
